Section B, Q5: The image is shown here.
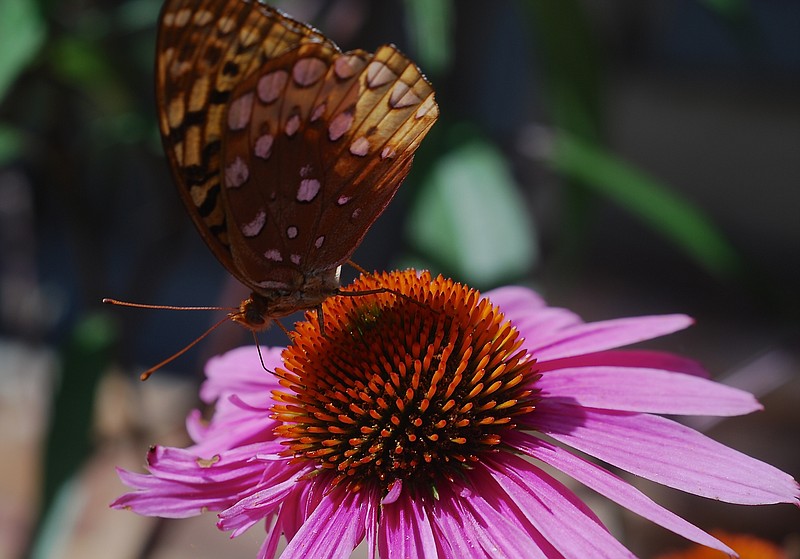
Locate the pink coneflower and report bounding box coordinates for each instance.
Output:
[113,270,799,558]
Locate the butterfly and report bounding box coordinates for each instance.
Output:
[156,0,438,332]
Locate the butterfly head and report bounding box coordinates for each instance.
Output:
[230,266,342,331]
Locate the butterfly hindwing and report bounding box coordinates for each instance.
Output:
[219,42,438,293]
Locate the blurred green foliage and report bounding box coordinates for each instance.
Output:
[406,138,538,288]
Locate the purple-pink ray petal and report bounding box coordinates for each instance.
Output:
[217,465,305,537]
[508,432,737,555]
[485,454,637,558]
[448,480,562,559]
[201,345,284,403]
[428,502,491,559]
[537,349,710,378]
[378,491,438,559]
[538,366,760,416]
[526,314,694,361]
[257,515,282,559]
[484,285,547,314]
[532,402,800,505]
[281,487,367,559]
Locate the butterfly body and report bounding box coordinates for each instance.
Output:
[157,0,438,330]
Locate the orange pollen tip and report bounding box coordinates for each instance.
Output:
[271,270,539,495]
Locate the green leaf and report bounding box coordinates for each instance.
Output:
[404,0,453,74]
[540,129,743,278]
[0,124,23,165]
[406,140,538,288]
[0,0,46,102]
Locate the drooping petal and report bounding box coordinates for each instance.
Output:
[532,402,800,505]
[538,366,760,416]
[280,486,367,559]
[525,315,694,361]
[484,455,637,558]
[277,473,329,542]
[217,461,308,537]
[378,491,438,559]
[257,515,282,559]
[537,349,710,378]
[187,396,280,455]
[111,444,271,518]
[508,432,737,556]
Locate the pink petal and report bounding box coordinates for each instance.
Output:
[508,432,737,556]
[484,454,637,558]
[444,480,560,558]
[281,487,367,559]
[486,286,583,338]
[257,515,282,559]
[278,476,328,542]
[378,491,438,559]
[526,315,694,361]
[201,345,284,403]
[217,466,304,537]
[538,366,760,416]
[428,500,492,559]
[538,349,710,378]
[532,402,800,505]
[484,285,546,314]
[112,444,283,519]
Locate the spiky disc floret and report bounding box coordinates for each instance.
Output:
[272,270,540,495]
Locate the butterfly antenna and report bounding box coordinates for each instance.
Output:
[346,260,369,276]
[138,315,230,381]
[102,298,236,312]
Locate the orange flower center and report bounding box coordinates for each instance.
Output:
[272,270,539,494]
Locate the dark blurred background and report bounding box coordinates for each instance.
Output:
[0,0,797,557]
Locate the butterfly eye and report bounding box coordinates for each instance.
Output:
[156,0,438,331]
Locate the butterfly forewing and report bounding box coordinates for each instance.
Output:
[157,0,330,282]
[156,0,438,327]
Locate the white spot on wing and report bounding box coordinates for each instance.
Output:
[241,210,266,237]
[315,235,325,248]
[286,226,298,239]
[381,146,396,160]
[254,134,273,159]
[415,95,437,119]
[227,93,254,131]
[328,111,353,141]
[174,8,191,27]
[337,195,351,205]
[366,61,397,89]
[193,10,213,26]
[350,137,370,156]
[258,70,288,104]
[389,82,421,109]
[217,16,236,34]
[310,102,326,122]
[290,254,301,265]
[297,179,321,202]
[285,114,301,137]
[334,55,365,79]
[292,57,327,86]
[224,157,249,188]
[264,249,282,262]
